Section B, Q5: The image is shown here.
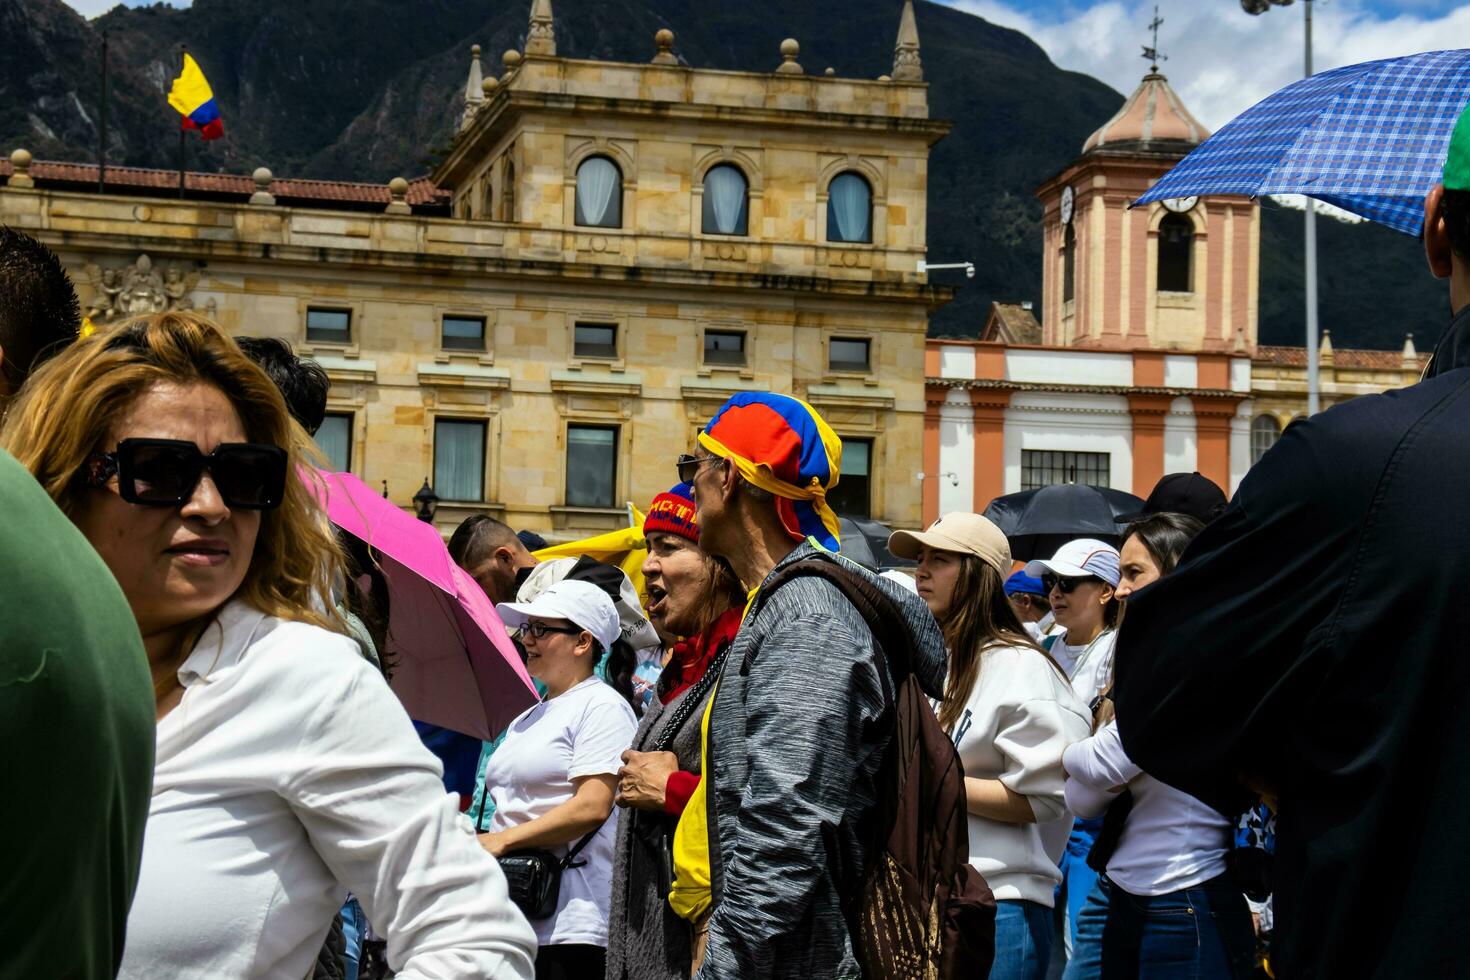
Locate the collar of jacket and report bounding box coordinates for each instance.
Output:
[1424,301,1470,379]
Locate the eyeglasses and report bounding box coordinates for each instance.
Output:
[513,622,585,642]
[82,438,288,510]
[676,453,722,485]
[1041,572,1101,595]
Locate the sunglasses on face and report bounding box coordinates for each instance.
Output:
[1042,573,1100,595]
[83,438,288,510]
[676,453,722,485]
[514,622,584,642]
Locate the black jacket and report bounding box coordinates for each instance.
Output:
[1114,303,1470,979]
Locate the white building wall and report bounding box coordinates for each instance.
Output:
[1230,357,1252,393]
[1163,355,1198,389]
[1006,349,1133,387]
[1003,392,1134,494]
[939,345,974,380]
[938,389,975,514]
[1162,396,1197,475]
[1229,399,1253,493]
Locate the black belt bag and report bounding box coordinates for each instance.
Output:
[499,827,602,920]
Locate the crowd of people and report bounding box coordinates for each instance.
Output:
[3,160,1470,980]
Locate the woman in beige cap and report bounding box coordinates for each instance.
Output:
[889,514,1092,980]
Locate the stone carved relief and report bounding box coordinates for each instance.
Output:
[83,254,201,322]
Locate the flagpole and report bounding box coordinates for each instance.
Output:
[98,31,108,192]
[177,44,187,200]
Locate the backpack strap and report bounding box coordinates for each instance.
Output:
[741,559,918,683]
[560,820,606,871]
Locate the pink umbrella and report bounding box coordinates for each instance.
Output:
[317,470,537,740]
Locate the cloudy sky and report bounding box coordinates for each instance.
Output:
[62,0,1470,131]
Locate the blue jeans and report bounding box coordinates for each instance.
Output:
[1060,876,1108,980]
[990,899,1052,980]
[1101,873,1255,980]
[340,897,367,980]
[1058,818,1102,958]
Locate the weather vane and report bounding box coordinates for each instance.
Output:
[1142,5,1166,71]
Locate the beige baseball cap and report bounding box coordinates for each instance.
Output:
[887,512,1012,576]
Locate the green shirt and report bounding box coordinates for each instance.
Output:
[0,447,155,979]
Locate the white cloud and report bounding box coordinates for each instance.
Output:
[941,0,1470,133]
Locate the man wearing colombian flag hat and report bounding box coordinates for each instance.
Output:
[1111,100,1470,979]
[667,392,948,977]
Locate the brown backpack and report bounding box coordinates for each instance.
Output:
[759,560,996,979]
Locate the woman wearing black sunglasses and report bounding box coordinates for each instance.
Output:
[0,312,536,980]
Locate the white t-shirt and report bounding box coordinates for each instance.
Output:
[949,644,1092,906]
[485,676,637,947]
[1047,628,1117,705]
[119,600,536,980]
[1063,721,1231,896]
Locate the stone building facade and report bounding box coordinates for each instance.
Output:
[0,0,950,540]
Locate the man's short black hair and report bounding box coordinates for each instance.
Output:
[235,336,329,435]
[1444,188,1470,263]
[448,514,521,569]
[0,226,81,398]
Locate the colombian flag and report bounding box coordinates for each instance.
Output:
[167,53,224,140]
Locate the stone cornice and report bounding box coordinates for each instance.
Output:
[928,377,1246,400]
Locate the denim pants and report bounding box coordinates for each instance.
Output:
[1060,876,1109,980]
[1100,873,1255,980]
[340,897,367,980]
[989,899,1052,980]
[1058,817,1103,958]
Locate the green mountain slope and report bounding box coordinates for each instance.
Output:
[0,0,1445,347]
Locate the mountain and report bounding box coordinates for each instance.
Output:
[0,0,1446,349]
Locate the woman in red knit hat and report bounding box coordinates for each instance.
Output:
[604,483,744,980]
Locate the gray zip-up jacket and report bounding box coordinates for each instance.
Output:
[697,543,947,979]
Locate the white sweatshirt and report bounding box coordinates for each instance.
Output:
[949,644,1092,905]
[1062,721,1232,897]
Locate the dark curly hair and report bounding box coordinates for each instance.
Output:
[0,226,81,400]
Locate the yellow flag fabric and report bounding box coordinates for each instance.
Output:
[532,505,648,604]
[167,53,216,117]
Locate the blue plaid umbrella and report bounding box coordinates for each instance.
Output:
[1134,49,1470,237]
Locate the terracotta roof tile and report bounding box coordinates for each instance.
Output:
[0,159,449,208]
[1255,345,1427,370]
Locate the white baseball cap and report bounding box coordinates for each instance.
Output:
[496,579,621,650]
[1024,538,1121,588]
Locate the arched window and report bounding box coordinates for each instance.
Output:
[1250,414,1281,465]
[1062,221,1076,304]
[826,171,872,243]
[1158,212,1194,292]
[702,164,748,236]
[500,157,516,222]
[574,155,622,228]
[482,180,494,221]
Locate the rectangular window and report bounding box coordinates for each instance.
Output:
[433,418,486,502]
[827,438,872,519]
[703,329,747,366]
[1020,450,1110,491]
[566,425,617,508]
[573,322,618,359]
[442,315,486,352]
[314,413,353,473]
[829,337,871,373]
[306,307,351,344]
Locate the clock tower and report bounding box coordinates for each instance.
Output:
[1035,68,1259,353]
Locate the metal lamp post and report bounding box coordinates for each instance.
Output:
[412,478,440,523]
[1243,0,1320,415]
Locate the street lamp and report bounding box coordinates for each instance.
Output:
[1243,0,1320,416]
[917,259,976,279]
[412,478,440,523]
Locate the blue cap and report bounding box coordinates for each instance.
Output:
[1004,570,1047,597]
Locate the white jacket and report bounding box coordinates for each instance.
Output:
[949,643,1092,905]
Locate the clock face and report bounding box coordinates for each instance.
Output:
[1162,195,1199,214]
[1060,186,1075,225]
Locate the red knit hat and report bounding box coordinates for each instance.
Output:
[643,482,699,543]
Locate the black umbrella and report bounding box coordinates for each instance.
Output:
[981,484,1145,562]
[837,517,915,571]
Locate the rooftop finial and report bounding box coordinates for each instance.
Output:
[526,0,555,57]
[652,28,677,65]
[1404,333,1419,361]
[1142,5,1166,73]
[461,44,485,131]
[892,0,923,82]
[776,38,803,75]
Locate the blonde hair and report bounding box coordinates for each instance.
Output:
[0,311,348,650]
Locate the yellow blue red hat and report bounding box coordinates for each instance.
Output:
[698,392,843,551]
[644,482,700,543]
